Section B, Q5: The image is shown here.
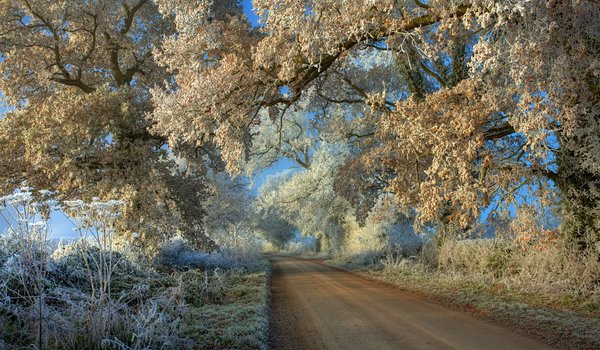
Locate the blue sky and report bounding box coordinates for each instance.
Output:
[242,0,260,24]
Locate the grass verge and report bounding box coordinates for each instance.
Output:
[180,264,270,349]
[0,250,271,350]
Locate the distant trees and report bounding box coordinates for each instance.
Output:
[257,144,353,252]
[202,170,256,249]
[256,143,417,254]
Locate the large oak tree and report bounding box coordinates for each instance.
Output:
[0,0,217,249]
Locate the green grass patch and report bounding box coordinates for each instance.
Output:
[181,270,269,349]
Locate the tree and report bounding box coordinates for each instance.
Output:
[202,169,254,248]
[257,142,418,254]
[256,144,351,252]
[150,0,257,173]
[154,0,600,246]
[469,0,600,245]
[253,205,296,250]
[0,0,211,249]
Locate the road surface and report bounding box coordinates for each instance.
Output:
[269,256,555,350]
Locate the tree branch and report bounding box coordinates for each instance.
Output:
[120,0,149,35]
[413,0,431,10]
[50,76,96,93]
[483,123,516,141]
[419,60,447,88]
[81,13,99,64]
[284,6,469,100]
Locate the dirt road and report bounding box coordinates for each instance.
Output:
[269,256,555,350]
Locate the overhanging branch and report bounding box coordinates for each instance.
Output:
[264,5,470,107]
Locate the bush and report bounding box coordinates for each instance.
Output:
[0,193,270,350]
[154,238,264,272]
[437,239,517,277]
[51,240,151,291]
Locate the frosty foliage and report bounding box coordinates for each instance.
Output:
[149,0,600,247]
[154,237,263,272]
[3,0,597,253]
[0,192,268,349]
[258,143,421,255]
[0,232,191,349]
[196,169,271,263]
[380,232,600,309]
[0,0,213,249]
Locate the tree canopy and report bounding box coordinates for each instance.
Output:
[1,0,599,249]
[152,0,600,244]
[0,0,209,248]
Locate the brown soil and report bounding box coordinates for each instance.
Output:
[268,256,556,350]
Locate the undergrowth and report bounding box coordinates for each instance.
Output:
[0,191,269,350]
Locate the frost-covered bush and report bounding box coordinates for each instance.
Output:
[0,231,20,267]
[51,240,149,291]
[155,239,225,271]
[101,296,193,350]
[333,210,425,267]
[155,237,264,272]
[218,238,264,271]
[210,224,265,269]
[0,237,190,349]
[0,190,185,349]
[437,239,517,277]
[279,237,317,255]
[395,234,600,302]
[0,188,58,349]
[1,189,270,349]
[369,203,600,310]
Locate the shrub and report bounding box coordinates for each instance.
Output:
[51,240,150,292]
[437,239,517,277]
[155,238,264,272]
[155,239,224,271]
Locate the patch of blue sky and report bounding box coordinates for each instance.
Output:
[0,201,79,240]
[242,0,260,26]
[0,91,14,120]
[278,85,291,97]
[251,157,301,193]
[479,177,561,238]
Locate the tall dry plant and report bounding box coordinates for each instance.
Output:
[0,187,55,349]
[62,199,124,348]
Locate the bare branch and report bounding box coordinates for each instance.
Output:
[120,0,149,35]
[413,0,431,10]
[483,123,516,141]
[279,6,470,103]
[50,76,96,93]
[419,60,447,88]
